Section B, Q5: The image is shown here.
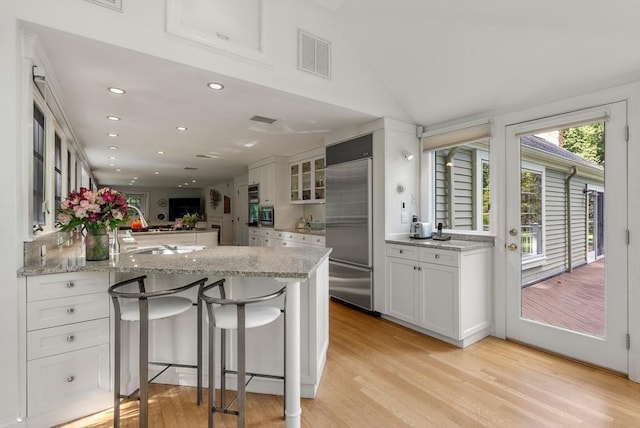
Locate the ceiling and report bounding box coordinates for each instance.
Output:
[24,1,640,189]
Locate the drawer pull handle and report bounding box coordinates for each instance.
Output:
[399,249,403,254]
[418,267,422,271]
[66,282,74,288]
[435,254,440,259]
[66,376,75,383]
[66,335,75,342]
[413,266,416,270]
[67,307,75,314]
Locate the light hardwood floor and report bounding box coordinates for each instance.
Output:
[58,300,640,427]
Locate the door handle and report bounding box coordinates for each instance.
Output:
[508,243,518,251]
[509,228,518,236]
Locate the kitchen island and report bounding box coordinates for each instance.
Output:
[19,242,331,428]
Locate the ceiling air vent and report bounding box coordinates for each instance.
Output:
[298,29,331,79]
[184,166,198,170]
[250,115,277,124]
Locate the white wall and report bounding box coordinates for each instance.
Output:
[204,181,235,245]
[0,13,24,427]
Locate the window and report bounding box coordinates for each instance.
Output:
[421,121,492,233]
[54,132,62,213]
[520,167,544,260]
[33,104,46,228]
[430,141,490,231]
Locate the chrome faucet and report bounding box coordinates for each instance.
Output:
[128,205,149,229]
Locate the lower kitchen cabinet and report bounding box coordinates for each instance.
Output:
[249,228,325,249]
[385,243,492,348]
[23,271,112,426]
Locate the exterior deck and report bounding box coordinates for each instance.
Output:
[521,259,605,337]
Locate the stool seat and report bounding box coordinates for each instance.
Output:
[210,305,281,330]
[121,296,193,321]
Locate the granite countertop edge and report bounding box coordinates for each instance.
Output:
[19,245,332,278]
[386,238,494,251]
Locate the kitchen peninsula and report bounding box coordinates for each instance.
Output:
[19,242,331,428]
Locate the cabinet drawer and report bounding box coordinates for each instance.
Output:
[27,318,109,360]
[386,244,418,261]
[276,231,296,240]
[27,272,109,302]
[27,293,109,331]
[27,344,109,417]
[309,236,325,247]
[419,248,459,267]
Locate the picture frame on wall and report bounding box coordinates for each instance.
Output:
[224,195,231,214]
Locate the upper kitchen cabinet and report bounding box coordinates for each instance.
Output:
[248,156,301,228]
[290,154,325,204]
[249,160,277,204]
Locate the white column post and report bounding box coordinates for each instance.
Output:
[278,278,301,428]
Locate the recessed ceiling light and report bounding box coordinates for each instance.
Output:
[178,185,182,188]
[108,145,118,150]
[108,87,126,95]
[108,163,115,166]
[116,168,121,172]
[109,156,116,160]
[192,180,196,183]
[184,182,189,186]
[107,116,121,121]
[243,142,257,148]
[129,183,134,186]
[176,126,187,131]
[107,133,119,137]
[207,82,224,90]
[154,171,160,175]
[133,177,138,180]
[157,151,165,155]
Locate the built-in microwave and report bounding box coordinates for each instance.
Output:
[259,206,274,227]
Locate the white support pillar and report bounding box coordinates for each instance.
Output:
[278,278,301,428]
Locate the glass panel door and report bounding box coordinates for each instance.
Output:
[505,102,627,373]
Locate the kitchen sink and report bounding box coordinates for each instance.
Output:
[125,244,206,255]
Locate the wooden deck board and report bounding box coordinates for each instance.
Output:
[521,260,605,336]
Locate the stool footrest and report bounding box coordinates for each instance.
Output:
[223,369,285,381]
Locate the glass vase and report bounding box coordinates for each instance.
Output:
[85,228,110,261]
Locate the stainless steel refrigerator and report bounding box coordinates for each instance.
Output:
[326,134,374,312]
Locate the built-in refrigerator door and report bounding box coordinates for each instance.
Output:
[326,158,372,267]
[329,261,373,311]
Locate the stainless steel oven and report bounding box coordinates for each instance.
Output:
[248,184,259,227]
[259,205,274,227]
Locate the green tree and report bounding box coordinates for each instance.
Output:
[561,123,604,165]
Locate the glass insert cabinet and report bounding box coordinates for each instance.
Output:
[290,155,325,203]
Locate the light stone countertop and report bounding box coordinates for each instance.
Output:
[19,243,332,278]
[386,237,494,252]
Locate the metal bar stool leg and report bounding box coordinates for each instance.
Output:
[237,304,246,428]
[197,298,203,406]
[139,298,149,428]
[220,329,227,410]
[113,306,122,428]
[208,305,216,428]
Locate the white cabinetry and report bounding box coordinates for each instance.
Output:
[249,228,325,249]
[385,244,492,348]
[290,155,325,203]
[248,161,276,204]
[129,231,218,247]
[24,272,111,423]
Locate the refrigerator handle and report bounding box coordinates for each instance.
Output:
[330,259,372,272]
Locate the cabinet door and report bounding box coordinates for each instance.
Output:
[290,163,300,202]
[420,262,459,339]
[27,344,110,417]
[313,156,325,201]
[386,257,420,324]
[248,167,261,185]
[261,163,276,203]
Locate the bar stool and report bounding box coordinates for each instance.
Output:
[197,278,286,428]
[108,275,208,428]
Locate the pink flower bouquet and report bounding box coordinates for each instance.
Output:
[57,187,129,233]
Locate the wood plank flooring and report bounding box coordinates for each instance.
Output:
[521,260,605,336]
[57,299,640,428]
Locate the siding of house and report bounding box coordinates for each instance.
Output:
[522,168,592,286]
[435,148,475,229]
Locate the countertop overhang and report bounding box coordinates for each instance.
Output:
[386,237,494,251]
[19,244,332,278]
